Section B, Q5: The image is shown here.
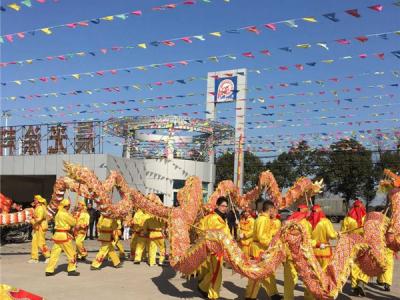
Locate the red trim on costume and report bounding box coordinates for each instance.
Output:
[210,253,223,287]
[9,289,43,300]
[55,229,70,232]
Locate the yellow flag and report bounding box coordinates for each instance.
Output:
[137,43,147,49]
[41,28,52,35]
[8,3,21,11]
[25,60,33,64]
[72,74,80,79]
[302,17,317,22]
[210,32,222,37]
[321,59,334,64]
[136,66,146,71]
[102,16,114,21]
[297,44,311,48]
[14,80,22,85]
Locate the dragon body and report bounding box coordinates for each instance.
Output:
[8,162,398,299]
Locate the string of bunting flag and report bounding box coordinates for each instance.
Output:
[5,83,398,116]
[2,17,397,67]
[13,94,395,120]
[0,0,240,43]
[1,68,397,102]
[3,48,399,86]
[16,100,400,122]
[1,0,60,13]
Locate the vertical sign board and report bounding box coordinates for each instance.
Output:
[206,69,246,195]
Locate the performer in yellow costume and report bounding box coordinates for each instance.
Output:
[29,195,50,263]
[245,200,282,300]
[341,199,368,296]
[45,199,79,276]
[112,219,125,259]
[377,212,394,292]
[74,199,90,262]
[308,204,338,269]
[133,209,151,264]
[283,204,314,300]
[238,207,254,257]
[198,197,231,300]
[145,216,166,266]
[91,214,122,270]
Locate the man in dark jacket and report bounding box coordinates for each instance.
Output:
[87,202,99,240]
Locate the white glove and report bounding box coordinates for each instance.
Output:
[239,233,244,239]
[319,243,326,249]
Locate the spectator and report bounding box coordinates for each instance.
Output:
[87,202,98,240]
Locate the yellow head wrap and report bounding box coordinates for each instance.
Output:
[58,198,71,209]
[34,195,47,204]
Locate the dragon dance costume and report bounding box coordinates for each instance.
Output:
[245,208,281,300]
[198,210,231,299]
[91,215,121,269]
[45,199,79,276]
[74,199,90,260]
[238,212,255,257]
[29,195,50,263]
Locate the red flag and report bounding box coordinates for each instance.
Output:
[355,36,368,43]
[295,64,304,70]
[162,40,175,46]
[345,9,360,17]
[246,26,260,34]
[369,4,383,12]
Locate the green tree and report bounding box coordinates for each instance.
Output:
[320,139,375,204]
[215,151,264,192]
[265,140,315,187]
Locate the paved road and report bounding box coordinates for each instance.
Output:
[1,236,398,300]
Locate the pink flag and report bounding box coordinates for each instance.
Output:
[279,66,289,71]
[5,35,14,43]
[264,23,276,31]
[17,32,25,39]
[260,49,271,55]
[77,21,89,26]
[162,40,175,46]
[336,39,350,45]
[375,52,385,60]
[242,52,255,58]
[359,53,368,58]
[181,37,192,43]
[66,23,77,28]
[131,10,142,16]
[295,64,304,70]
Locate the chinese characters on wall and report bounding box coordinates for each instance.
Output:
[0,122,100,156]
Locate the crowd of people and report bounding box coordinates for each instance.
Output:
[27,194,394,299]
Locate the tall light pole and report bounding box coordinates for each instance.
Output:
[1,110,11,156]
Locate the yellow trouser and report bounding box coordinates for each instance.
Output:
[45,241,76,273]
[92,242,120,268]
[350,262,369,288]
[284,260,297,300]
[198,255,223,299]
[245,274,279,299]
[149,238,165,266]
[130,233,138,257]
[284,260,315,300]
[240,242,251,258]
[378,248,394,286]
[75,233,88,259]
[112,239,125,257]
[31,228,50,260]
[316,257,330,270]
[134,237,148,262]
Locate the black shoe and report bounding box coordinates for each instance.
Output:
[245,298,256,300]
[358,282,366,297]
[133,261,140,265]
[68,271,80,276]
[158,261,168,267]
[384,283,390,292]
[45,272,55,276]
[114,263,123,268]
[271,294,283,300]
[352,288,360,296]
[197,285,208,298]
[90,237,94,240]
[376,279,384,286]
[90,266,100,271]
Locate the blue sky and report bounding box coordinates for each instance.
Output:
[1,0,399,156]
